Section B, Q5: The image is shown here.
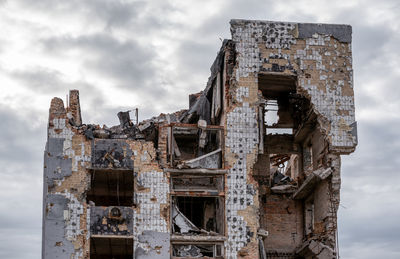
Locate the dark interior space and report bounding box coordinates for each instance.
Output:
[90,237,133,259]
[174,196,222,234]
[174,133,198,160]
[87,169,133,206]
[258,73,296,99]
[172,125,222,165]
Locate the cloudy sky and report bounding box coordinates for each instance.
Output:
[0,0,399,258]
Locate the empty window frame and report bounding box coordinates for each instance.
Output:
[169,125,223,168]
[172,196,224,235]
[90,237,133,259]
[263,99,294,135]
[86,169,134,207]
[258,73,296,136]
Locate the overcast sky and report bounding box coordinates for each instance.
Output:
[0,0,399,258]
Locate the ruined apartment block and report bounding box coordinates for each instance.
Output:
[42,19,357,259]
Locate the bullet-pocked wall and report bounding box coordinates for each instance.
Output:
[42,92,170,259]
[225,19,356,259]
[43,93,92,259]
[230,20,357,152]
[42,19,356,259]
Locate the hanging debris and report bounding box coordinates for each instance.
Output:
[172,203,200,234]
[174,245,202,257]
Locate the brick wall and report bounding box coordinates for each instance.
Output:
[262,194,303,253]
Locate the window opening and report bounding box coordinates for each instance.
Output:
[90,237,133,259]
[87,169,133,207]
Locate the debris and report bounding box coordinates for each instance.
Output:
[198,119,208,148]
[257,228,269,238]
[197,119,207,129]
[103,150,121,168]
[258,237,266,259]
[178,148,221,169]
[117,111,132,129]
[271,184,297,194]
[174,245,202,257]
[138,121,152,132]
[172,135,181,158]
[172,203,199,234]
[272,171,292,185]
[270,154,291,166]
[84,124,95,140]
[43,20,357,259]
[93,129,110,139]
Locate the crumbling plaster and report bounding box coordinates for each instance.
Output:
[230,19,357,152]
[42,19,356,259]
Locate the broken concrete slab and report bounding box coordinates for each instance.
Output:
[293,168,332,199]
[271,184,297,194]
[43,19,357,259]
[179,148,221,169]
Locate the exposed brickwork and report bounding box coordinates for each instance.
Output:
[262,195,303,253]
[42,20,356,259]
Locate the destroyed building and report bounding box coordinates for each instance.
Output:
[42,19,357,259]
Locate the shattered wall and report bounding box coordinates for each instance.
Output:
[226,19,356,259]
[43,92,170,259]
[43,19,356,259]
[230,20,357,152]
[43,94,91,259]
[225,104,260,258]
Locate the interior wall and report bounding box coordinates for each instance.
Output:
[262,195,303,253]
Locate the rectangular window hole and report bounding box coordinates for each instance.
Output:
[90,237,133,259]
[87,170,133,207]
[172,196,223,235]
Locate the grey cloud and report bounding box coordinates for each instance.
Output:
[41,33,167,97]
[340,206,400,244]
[342,119,400,179]
[0,105,46,167]
[10,67,69,94]
[82,0,144,28]
[338,177,400,259]
[0,105,43,259]
[355,89,381,111]
[16,0,143,27]
[195,0,317,40]
[0,229,41,258]
[0,183,42,230]
[6,65,165,127]
[353,24,393,65]
[84,102,163,127]
[6,66,111,122]
[17,0,179,33]
[176,39,218,76]
[337,114,400,258]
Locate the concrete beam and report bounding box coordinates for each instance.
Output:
[292,168,332,199]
